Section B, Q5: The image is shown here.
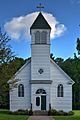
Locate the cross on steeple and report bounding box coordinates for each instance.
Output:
[37,3,44,12]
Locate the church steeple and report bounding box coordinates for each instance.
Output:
[30,12,51,30]
[30,11,51,81]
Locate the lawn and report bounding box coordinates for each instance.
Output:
[0,109,28,120]
[0,109,80,120]
[54,110,80,120]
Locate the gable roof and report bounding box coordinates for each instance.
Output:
[30,12,51,30]
[50,59,75,85]
[8,58,74,85]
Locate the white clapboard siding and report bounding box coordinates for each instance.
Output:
[31,29,51,81]
[31,45,50,80]
[9,58,74,112]
[50,60,73,112]
[10,60,31,112]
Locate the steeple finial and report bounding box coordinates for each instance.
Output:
[37,3,44,12]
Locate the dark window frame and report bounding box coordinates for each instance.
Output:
[41,31,47,44]
[36,89,46,94]
[18,84,24,97]
[35,31,47,44]
[36,97,40,106]
[35,31,40,44]
[57,84,63,97]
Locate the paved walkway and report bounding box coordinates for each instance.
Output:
[28,116,54,120]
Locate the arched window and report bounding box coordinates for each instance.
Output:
[36,89,46,94]
[57,84,63,97]
[36,97,40,106]
[18,84,24,97]
[41,31,47,44]
[35,31,40,44]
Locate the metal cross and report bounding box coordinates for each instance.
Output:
[37,3,44,12]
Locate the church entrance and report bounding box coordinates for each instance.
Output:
[41,95,46,110]
[36,89,46,110]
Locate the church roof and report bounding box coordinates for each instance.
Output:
[30,12,51,30]
[8,58,74,85]
[50,59,75,85]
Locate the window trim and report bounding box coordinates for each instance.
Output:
[36,89,46,94]
[57,84,63,97]
[18,84,24,97]
[35,31,47,44]
[41,31,47,44]
[36,97,40,106]
[35,31,40,44]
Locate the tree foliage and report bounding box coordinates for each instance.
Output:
[0,57,26,108]
[76,38,80,55]
[0,29,15,108]
[0,29,14,64]
[50,38,80,109]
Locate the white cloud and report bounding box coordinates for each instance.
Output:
[4,12,66,40]
[70,0,80,4]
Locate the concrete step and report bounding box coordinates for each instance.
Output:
[33,110,48,116]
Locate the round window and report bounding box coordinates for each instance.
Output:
[38,68,44,74]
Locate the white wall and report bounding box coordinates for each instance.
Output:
[50,61,72,112]
[31,45,50,80]
[9,59,73,112]
[10,62,31,112]
[31,29,51,81]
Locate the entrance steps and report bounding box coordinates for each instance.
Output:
[33,110,48,116]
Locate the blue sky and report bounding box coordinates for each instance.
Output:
[0,0,80,59]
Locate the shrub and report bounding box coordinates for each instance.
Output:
[8,109,31,115]
[48,109,74,116]
[48,109,51,115]
[58,110,68,116]
[28,109,33,115]
[68,111,74,115]
[48,109,58,115]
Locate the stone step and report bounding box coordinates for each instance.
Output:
[33,110,48,116]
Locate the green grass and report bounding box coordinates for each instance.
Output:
[0,109,28,120]
[54,110,80,120]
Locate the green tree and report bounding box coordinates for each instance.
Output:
[55,57,64,66]
[0,29,15,108]
[0,29,15,64]
[76,38,80,55]
[50,53,55,60]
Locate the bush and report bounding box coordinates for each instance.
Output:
[48,109,74,116]
[28,109,33,115]
[8,109,32,115]
[48,109,58,115]
[58,110,68,116]
[68,111,74,115]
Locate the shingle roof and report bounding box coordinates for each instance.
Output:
[30,12,51,30]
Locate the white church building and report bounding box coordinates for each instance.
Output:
[8,12,74,112]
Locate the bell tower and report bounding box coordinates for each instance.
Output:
[30,12,51,81]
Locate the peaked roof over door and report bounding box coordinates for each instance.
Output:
[30,12,51,30]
